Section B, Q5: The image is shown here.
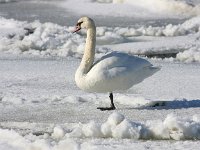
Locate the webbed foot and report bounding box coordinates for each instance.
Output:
[97,106,116,111]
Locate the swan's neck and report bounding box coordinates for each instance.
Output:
[79,27,96,74]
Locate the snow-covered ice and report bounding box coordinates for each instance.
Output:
[59,0,200,18]
[0,113,200,149]
[0,0,15,3]
[0,0,200,149]
[0,16,200,62]
[68,112,200,140]
[0,53,200,149]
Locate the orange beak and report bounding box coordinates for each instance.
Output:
[72,25,81,33]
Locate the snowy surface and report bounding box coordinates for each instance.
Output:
[59,0,200,18]
[0,16,200,62]
[0,0,200,149]
[0,0,15,3]
[0,53,200,149]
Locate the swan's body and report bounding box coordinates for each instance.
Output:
[73,17,160,110]
[76,51,158,93]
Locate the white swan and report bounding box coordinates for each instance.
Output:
[73,17,160,111]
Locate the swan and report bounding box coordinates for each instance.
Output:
[73,17,160,111]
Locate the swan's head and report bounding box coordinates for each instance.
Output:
[73,17,95,33]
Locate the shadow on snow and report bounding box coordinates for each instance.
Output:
[124,99,200,110]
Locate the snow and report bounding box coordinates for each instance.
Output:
[0,16,200,62]
[52,126,65,139]
[0,0,200,149]
[0,0,16,3]
[59,0,200,18]
[176,46,200,62]
[67,112,200,140]
[0,113,200,149]
[1,96,24,104]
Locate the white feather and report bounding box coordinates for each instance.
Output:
[75,17,160,93]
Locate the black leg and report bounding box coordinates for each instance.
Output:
[97,92,116,111]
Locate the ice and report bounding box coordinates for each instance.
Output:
[54,139,80,150]
[62,96,87,104]
[1,96,24,104]
[106,112,125,126]
[67,113,200,140]
[0,16,200,62]
[0,17,84,56]
[82,121,102,137]
[0,0,15,3]
[124,0,200,17]
[0,129,28,150]
[52,126,65,139]
[0,113,199,150]
[59,0,200,18]
[0,143,16,150]
[0,17,26,39]
[176,46,200,62]
[0,0,200,149]
[101,112,125,137]
[112,119,141,139]
[115,95,148,106]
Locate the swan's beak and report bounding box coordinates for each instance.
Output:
[72,25,81,33]
[72,21,83,33]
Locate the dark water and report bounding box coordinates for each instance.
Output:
[0,0,186,27]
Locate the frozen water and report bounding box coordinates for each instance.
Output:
[0,16,200,62]
[60,0,200,19]
[0,0,200,149]
[0,113,200,149]
[0,0,16,3]
[67,112,200,140]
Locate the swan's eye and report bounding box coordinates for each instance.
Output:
[76,21,83,27]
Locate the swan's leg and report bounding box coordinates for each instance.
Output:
[109,93,116,109]
[97,92,116,111]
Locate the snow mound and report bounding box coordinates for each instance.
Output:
[114,16,200,36]
[68,112,200,140]
[0,17,26,39]
[1,96,25,104]
[0,129,28,149]
[0,128,80,150]
[0,17,85,57]
[0,113,200,149]
[0,16,200,62]
[52,126,65,139]
[177,46,200,63]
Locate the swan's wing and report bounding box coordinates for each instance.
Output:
[88,52,154,80]
[92,51,152,70]
[85,52,160,92]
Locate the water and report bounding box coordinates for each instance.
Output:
[0,0,186,27]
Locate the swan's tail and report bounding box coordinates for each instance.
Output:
[133,65,160,85]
